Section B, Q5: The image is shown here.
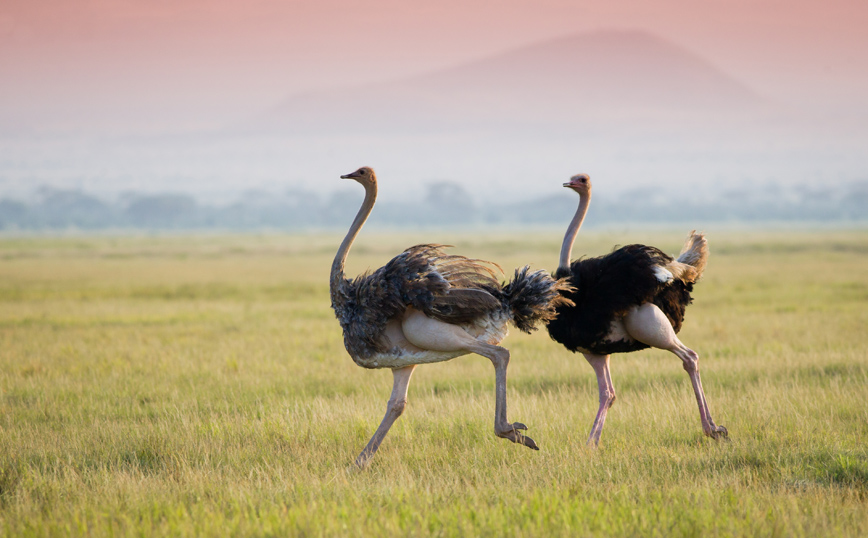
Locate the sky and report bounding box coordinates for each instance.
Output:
[0,0,866,201]
[2,0,866,132]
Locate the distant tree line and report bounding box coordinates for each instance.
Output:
[1,181,866,231]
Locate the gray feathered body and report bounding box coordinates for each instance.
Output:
[331,244,571,369]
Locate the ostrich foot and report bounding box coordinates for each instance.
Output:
[704,424,729,440]
[354,452,374,469]
[495,422,539,450]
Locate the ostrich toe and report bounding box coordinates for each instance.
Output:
[496,423,540,450]
[705,424,729,440]
[521,434,540,450]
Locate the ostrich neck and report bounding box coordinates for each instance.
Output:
[558,190,591,271]
[331,182,377,294]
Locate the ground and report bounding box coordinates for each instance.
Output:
[1,229,866,537]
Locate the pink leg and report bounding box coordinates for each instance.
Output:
[355,365,416,468]
[624,303,728,440]
[584,353,616,446]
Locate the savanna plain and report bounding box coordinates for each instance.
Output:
[1,229,867,537]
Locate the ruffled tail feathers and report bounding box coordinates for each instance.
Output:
[503,266,574,334]
[668,230,709,284]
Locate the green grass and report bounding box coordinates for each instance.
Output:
[1,230,867,537]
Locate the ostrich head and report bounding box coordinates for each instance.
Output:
[341,166,377,188]
[564,173,591,195]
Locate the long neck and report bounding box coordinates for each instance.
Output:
[331,181,377,293]
[558,190,591,271]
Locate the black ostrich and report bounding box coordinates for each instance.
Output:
[330,166,572,467]
[546,174,727,445]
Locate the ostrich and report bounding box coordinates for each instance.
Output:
[331,166,571,467]
[546,174,727,446]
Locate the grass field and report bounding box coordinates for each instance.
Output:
[1,229,867,537]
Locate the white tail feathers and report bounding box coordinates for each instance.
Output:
[652,266,674,283]
[666,230,709,284]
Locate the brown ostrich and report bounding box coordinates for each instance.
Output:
[545,174,727,445]
[330,166,571,467]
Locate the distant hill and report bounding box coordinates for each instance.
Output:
[246,30,766,134]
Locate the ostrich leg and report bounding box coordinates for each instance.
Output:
[675,345,727,439]
[583,353,616,446]
[485,343,538,449]
[401,309,538,450]
[624,303,728,439]
[355,365,416,468]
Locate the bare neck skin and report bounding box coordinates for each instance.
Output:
[558,189,591,271]
[331,181,377,292]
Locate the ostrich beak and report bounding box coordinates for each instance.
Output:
[565,175,590,188]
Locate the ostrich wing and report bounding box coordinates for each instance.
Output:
[560,244,674,314]
[378,244,502,322]
[334,245,503,358]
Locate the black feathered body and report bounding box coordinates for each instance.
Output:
[546,244,694,356]
[331,244,570,369]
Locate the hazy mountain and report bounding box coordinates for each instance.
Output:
[247,30,767,134]
[3,29,858,206]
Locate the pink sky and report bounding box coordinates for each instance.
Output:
[0,0,865,201]
[1,0,866,133]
